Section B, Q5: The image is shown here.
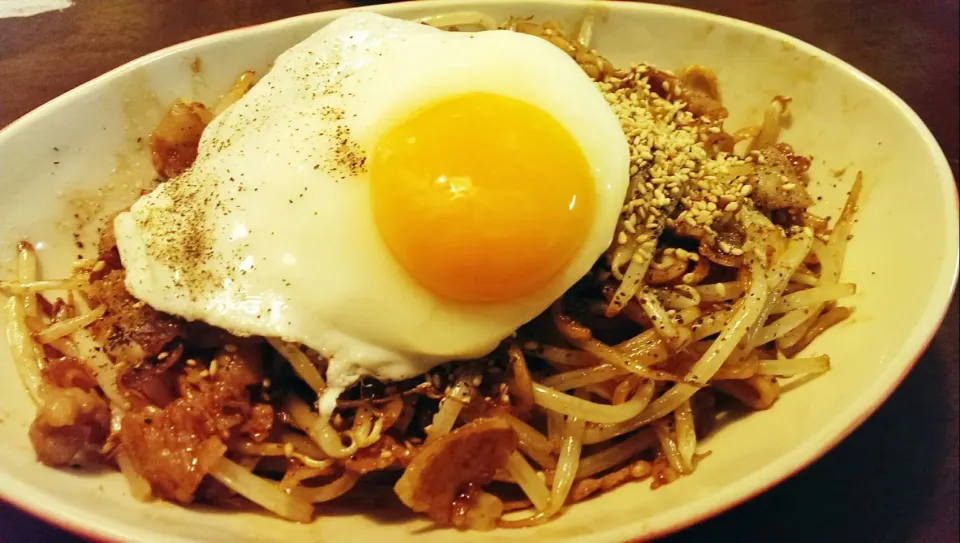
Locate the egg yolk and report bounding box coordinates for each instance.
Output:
[370,93,596,304]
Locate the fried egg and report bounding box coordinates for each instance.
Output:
[114,13,629,392]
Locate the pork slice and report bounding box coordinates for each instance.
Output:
[119,346,264,503]
[393,417,517,526]
[753,147,814,211]
[150,100,211,179]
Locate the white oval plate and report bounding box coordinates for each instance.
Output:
[0,1,957,542]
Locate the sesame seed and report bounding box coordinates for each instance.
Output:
[92,260,106,273]
[725,201,740,212]
[597,65,761,250]
[740,185,754,196]
[224,344,237,353]
[782,183,797,191]
[157,352,169,360]
[186,359,197,367]
[209,360,219,376]
[284,443,295,457]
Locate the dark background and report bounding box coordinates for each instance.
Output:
[1,1,957,542]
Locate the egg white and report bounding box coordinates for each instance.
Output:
[114,12,629,383]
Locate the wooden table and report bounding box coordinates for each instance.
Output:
[1,0,957,541]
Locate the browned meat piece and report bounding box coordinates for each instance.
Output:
[88,270,183,363]
[569,460,652,503]
[775,142,812,174]
[649,454,680,489]
[29,386,110,467]
[120,363,178,409]
[41,356,99,391]
[119,345,265,503]
[645,67,728,119]
[450,485,503,531]
[684,89,727,119]
[238,403,274,443]
[394,417,518,526]
[753,147,814,211]
[345,433,415,475]
[150,100,212,179]
[119,344,182,409]
[95,221,123,276]
[180,321,246,350]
